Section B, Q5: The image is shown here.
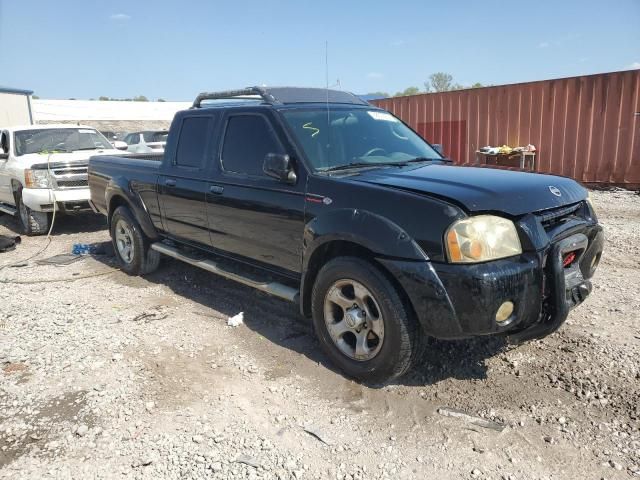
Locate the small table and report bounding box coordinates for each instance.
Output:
[475,151,536,170]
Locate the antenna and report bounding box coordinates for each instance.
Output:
[325,41,331,160]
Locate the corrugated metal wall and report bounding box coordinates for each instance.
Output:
[373,70,640,187]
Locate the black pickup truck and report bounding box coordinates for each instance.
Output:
[88,87,604,383]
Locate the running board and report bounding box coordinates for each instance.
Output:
[151,242,299,303]
[0,204,17,215]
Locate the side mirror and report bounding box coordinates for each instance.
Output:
[263,153,296,184]
[113,140,128,151]
[432,144,444,156]
[0,147,7,160]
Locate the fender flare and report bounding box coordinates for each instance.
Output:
[303,208,427,268]
[299,208,428,316]
[105,176,159,240]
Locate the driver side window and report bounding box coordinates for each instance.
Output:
[0,131,9,154]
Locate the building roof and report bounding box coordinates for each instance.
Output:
[32,99,191,122]
[0,86,34,95]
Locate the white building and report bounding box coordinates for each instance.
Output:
[32,99,192,132]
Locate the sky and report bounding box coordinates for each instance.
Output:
[1,0,639,100]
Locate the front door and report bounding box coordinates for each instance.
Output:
[205,110,306,274]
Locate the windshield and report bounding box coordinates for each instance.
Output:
[143,131,168,143]
[14,128,113,156]
[281,108,442,171]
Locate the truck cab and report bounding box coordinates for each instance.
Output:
[88,87,604,383]
[0,124,122,234]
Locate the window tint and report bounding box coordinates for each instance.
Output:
[221,115,282,176]
[175,117,211,168]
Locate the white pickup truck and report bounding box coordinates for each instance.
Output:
[0,124,125,235]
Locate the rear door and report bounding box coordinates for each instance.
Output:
[205,109,306,274]
[157,114,216,246]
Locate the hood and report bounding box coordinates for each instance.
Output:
[350,164,587,216]
[19,149,121,168]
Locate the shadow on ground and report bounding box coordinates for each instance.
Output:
[0,212,106,236]
[89,241,507,387]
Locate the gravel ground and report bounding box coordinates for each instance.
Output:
[0,189,638,480]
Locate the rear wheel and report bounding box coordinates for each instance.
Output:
[17,190,50,236]
[110,206,160,275]
[311,256,423,383]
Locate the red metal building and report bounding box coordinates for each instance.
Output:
[373,70,639,188]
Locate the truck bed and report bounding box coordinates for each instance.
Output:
[88,153,163,217]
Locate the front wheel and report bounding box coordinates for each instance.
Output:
[17,190,50,236]
[110,206,160,275]
[311,256,423,383]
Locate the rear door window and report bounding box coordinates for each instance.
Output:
[220,114,283,176]
[174,117,213,169]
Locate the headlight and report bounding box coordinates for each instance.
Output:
[445,215,522,263]
[24,169,51,189]
[586,191,597,216]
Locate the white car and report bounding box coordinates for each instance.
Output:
[122,130,168,153]
[0,124,124,235]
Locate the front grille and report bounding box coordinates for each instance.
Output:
[51,165,88,189]
[56,179,88,188]
[536,202,583,230]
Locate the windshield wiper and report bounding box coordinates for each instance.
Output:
[321,161,413,172]
[37,149,70,154]
[406,156,453,163]
[73,146,105,151]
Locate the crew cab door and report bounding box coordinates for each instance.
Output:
[206,109,306,274]
[157,115,216,246]
[0,130,13,204]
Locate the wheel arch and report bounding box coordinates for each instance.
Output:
[300,209,428,319]
[105,179,159,241]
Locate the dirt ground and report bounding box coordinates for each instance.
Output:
[0,190,638,480]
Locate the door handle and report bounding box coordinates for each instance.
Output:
[164,179,176,187]
[209,185,224,194]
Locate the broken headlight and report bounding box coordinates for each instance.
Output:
[445,215,522,263]
[24,169,51,189]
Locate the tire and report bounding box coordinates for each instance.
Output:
[311,256,423,384]
[17,190,50,236]
[110,206,160,275]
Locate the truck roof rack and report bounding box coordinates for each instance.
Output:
[192,87,368,108]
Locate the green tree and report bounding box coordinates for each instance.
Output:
[393,86,421,97]
[470,82,484,88]
[99,96,110,101]
[133,95,149,102]
[426,72,454,92]
[157,98,166,102]
[32,95,40,99]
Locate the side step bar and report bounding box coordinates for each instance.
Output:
[151,242,299,303]
[0,204,17,215]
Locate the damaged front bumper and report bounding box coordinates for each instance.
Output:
[379,212,604,342]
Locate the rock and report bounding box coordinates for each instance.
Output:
[471,468,481,476]
[609,460,623,470]
[76,425,89,437]
[132,456,153,468]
